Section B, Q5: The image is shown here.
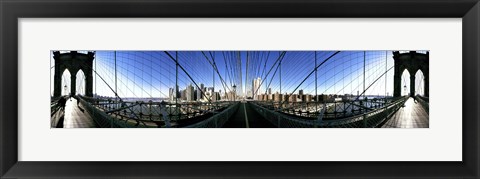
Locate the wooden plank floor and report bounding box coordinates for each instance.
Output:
[381,97,429,128]
[62,97,96,128]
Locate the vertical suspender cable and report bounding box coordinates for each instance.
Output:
[315,51,317,112]
[245,52,249,99]
[363,51,366,128]
[95,52,96,97]
[113,51,117,128]
[213,52,215,101]
[279,52,282,96]
[385,51,388,121]
[114,51,117,97]
[385,51,387,101]
[363,51,366,99]
[175,51,178,115]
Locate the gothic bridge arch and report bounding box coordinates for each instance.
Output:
[393,51,429,97]
[53,51,95,97]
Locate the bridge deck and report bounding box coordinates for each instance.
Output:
[223,102,275,128]
[381,97,429,128]
[59,97,96,128]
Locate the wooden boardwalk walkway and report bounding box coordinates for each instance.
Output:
[52,97,96,128]
[381,97,429,128]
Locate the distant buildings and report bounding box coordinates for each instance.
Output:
[274,92,282,102]
[298,89,305,101]
[289,94,297,102]
[168,85,179,102]
[181,90,186,101]
[196,83,204,101]
[245,88,353,103]
[212,92,220,101]
[167,83,221,102]
[226,91,236,101]
[168,82,358,104]
[306,94,312,102]
[186,84,194,101]
[169,88,175,101]
[252,77,261,100]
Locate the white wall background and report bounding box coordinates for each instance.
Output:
[19,18,462,161]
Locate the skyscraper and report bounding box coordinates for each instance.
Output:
[194,89,197,101]
[181,90,186,101]
[176,85,180,100]
[197,83,204,101]
[186,84,194,101]
[169,87,176,102]
[252,77,261,100]
[299,89,305,101]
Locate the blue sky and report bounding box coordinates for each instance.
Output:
[50,51,427,98]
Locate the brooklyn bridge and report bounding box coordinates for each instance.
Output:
[50,50,429,128]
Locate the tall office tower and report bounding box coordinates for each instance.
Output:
[268,88,272,95]
[176,85,180,99]
[181,90,186,101]
[169,87,176,102]
[186,84,194,101]
[252,77,262,100]
[212,92,220,101]
[193,89,197,101]
[299,89,305,102]
[202,87,207,101]
[197,83,204,101]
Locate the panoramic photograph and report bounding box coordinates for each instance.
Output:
[50,50,429,128]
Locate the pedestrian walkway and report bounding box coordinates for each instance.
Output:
[381,97,429,128]
[62,97,96,128]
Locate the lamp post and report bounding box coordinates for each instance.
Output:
[64,85,67,96]
[233,84,237,102]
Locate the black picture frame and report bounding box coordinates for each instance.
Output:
[1,0,479,178]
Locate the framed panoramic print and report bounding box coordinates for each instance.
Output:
[1,0,479,178]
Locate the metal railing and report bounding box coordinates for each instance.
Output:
[77,96,238,128]
[250,96,408,128]
[50,96,67,128]
[252,97,399,119]
[415,95,429,114]
[78,97,149,128]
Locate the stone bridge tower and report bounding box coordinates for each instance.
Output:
[53,51,95,97]
[393,51,429,97]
